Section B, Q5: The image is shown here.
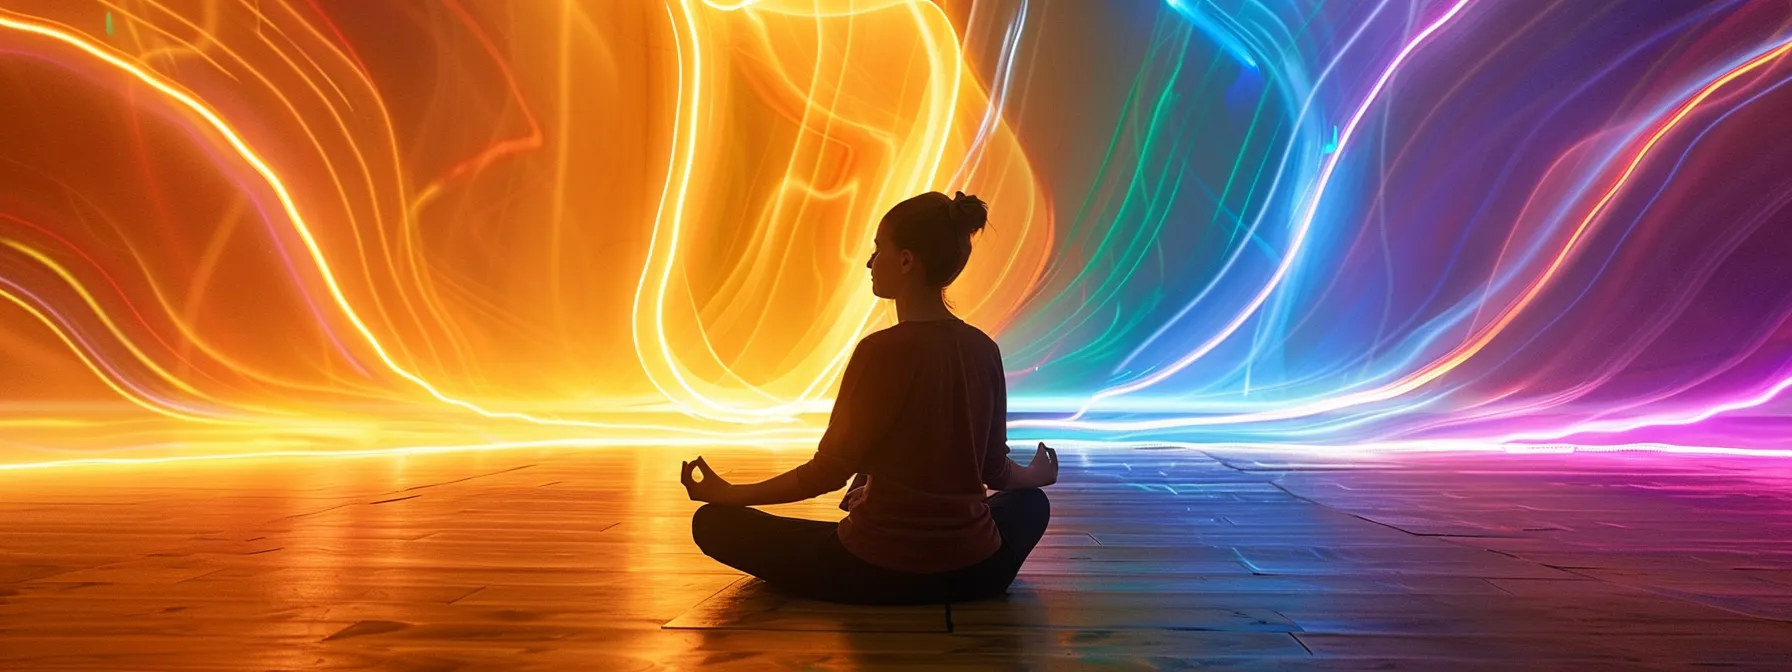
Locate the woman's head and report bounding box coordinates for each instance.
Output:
[867,191,989,300]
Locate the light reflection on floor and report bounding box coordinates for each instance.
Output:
[4,445,1792,669]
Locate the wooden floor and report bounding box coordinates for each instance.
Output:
[3,445,1792,670]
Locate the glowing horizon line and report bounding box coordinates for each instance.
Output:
[4,437,1791,474]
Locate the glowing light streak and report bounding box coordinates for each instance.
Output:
[0,11,689,433]
[1,1,1789,467]
[1016,14,1792,436]
[0,280,226,424]
[1057,0,1476,420]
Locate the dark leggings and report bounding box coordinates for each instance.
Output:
[691,488,1050,605]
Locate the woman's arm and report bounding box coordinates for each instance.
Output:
[700,468,818,507]
[683,337,912,506]
[982,354,1019,489]
[682,458,853,507]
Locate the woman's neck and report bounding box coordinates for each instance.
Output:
[895,291,956,323]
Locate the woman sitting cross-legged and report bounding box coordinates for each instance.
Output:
[680,190,1057,605]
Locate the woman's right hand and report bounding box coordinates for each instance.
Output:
[1027,442,1058,487]
[681,456,734,503]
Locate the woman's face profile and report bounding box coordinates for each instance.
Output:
[867,218,905,299]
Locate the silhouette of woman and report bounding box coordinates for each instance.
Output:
[681,191,1057,605]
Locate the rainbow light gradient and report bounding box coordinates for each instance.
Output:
[1,0,1791,469]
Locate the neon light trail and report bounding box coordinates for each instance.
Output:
[1,0,1791,468]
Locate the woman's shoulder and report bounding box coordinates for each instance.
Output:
[946,319,999,349]
[853,326,906,358]
[865,319,999,352]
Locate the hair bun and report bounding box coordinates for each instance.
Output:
[948,191,989,236]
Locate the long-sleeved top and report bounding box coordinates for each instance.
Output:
[788,318,1014,574]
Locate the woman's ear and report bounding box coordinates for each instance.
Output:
[899,249,917,276]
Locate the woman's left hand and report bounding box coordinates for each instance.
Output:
[681,456,734,503]
[839,486,867,512]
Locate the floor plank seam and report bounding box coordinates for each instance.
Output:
[269,500,360,522]
[367,464,539,499]
[1482,577,1517,595]
[447,586,487,605]
[1260,480,1422,543]
[1288,631,1316,656]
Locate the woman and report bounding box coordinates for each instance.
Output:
[681,191,1057,605]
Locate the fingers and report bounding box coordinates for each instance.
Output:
[682,457,717,487]
[1036,442,1059,483]
[692,456,719,480]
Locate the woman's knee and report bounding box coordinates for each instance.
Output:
[996,487,1051,520]
[1023,487,1051,516]
[691,503,739,554]
[991,488,1051,560]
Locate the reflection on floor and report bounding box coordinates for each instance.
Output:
[2,445,1791,670]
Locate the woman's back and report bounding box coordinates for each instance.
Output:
[682,189,1054,604]
[832,318,1012,573]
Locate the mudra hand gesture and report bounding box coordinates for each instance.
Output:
[681,457,732,503]
[1025,442,1059,487]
